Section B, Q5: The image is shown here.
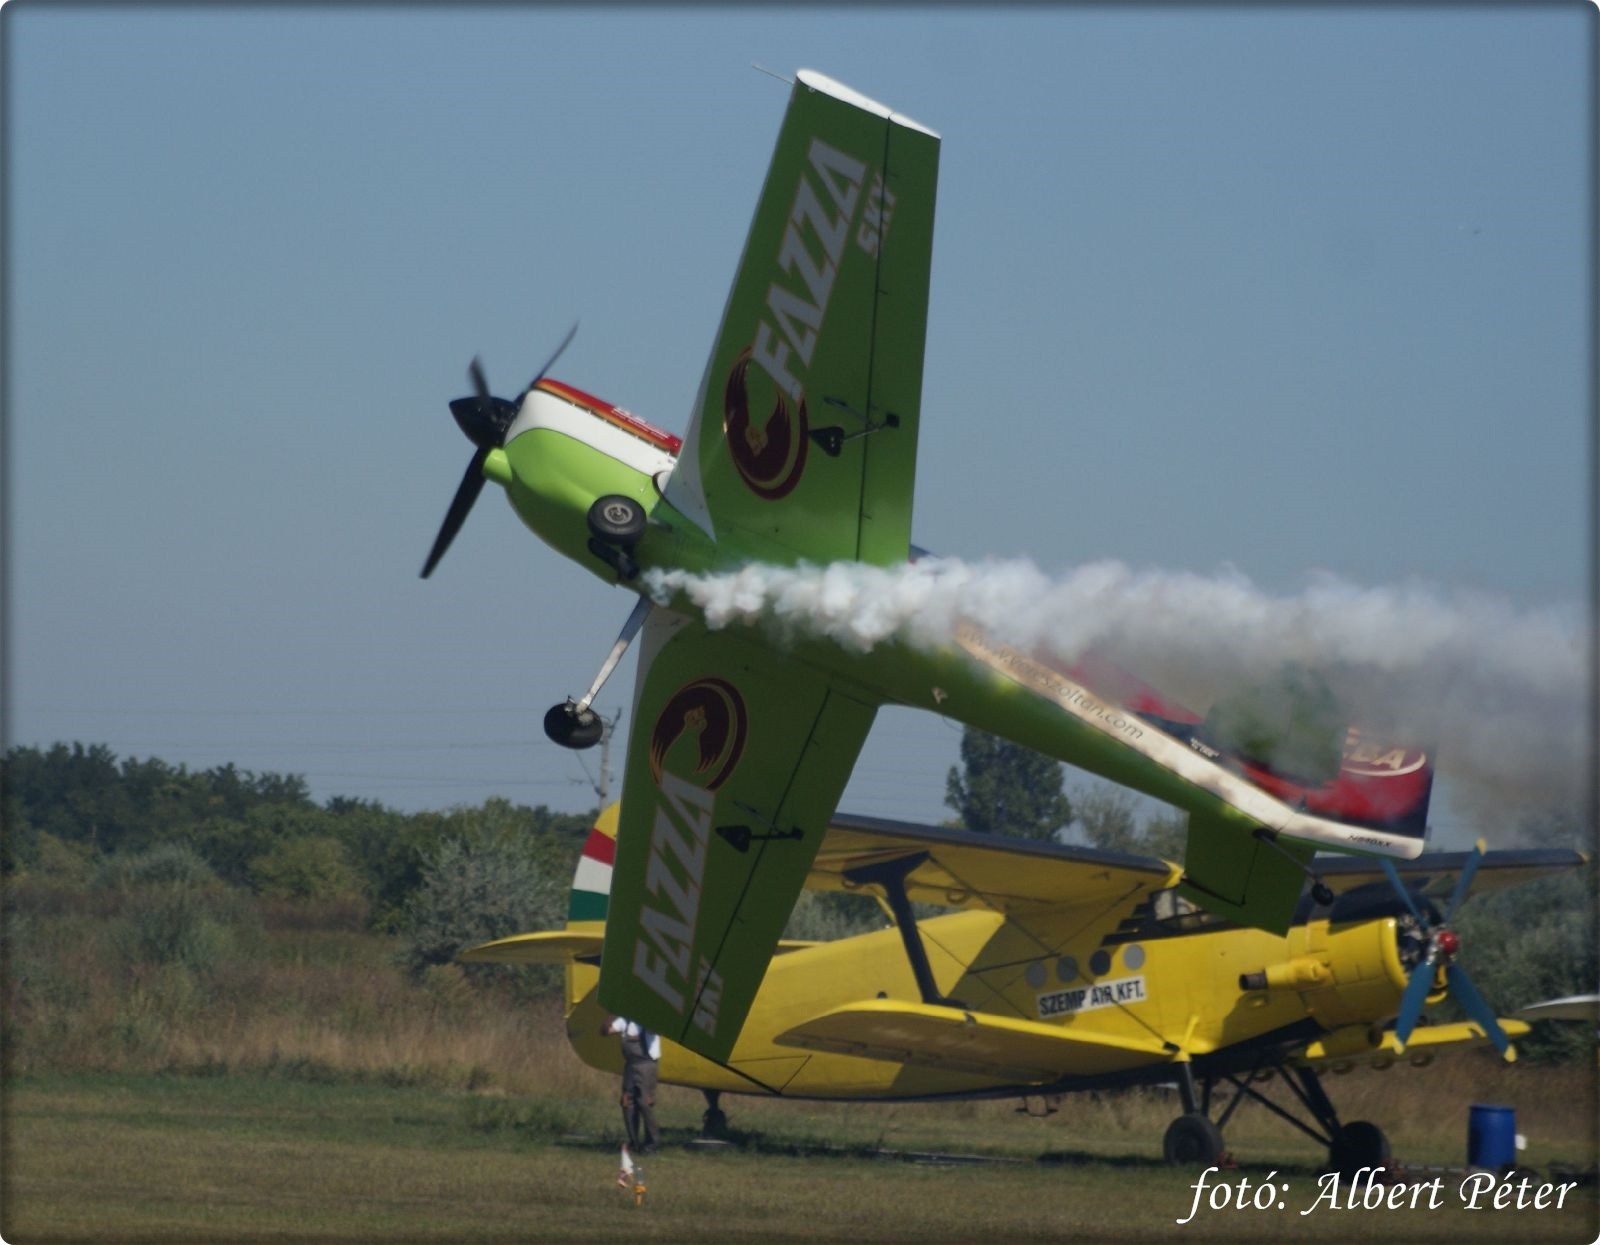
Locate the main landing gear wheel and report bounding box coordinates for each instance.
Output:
[1163,1113,1226,1166]
[544,701,603,750]
[1328,1120,1391,1175]
[587,495,646,545]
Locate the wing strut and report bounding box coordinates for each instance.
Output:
[842,853,964,1008]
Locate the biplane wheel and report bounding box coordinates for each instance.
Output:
[1328,1120,1390,1175]
[543,702,603,750]
[588,495,646,546]
[1163,1113,1226,1166]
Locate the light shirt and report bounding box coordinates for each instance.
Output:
[608,1016,662,1061]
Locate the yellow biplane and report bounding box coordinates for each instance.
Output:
[463,804,1582,1170]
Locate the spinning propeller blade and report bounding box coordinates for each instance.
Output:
[1384,840,1512,1060]
[525,322,579,394]
[1447,962,1515,1061]
[1380,858,1427,925]
[420,447,490,580]
[1443,837,1487,924]
[1393,955,1439,1054]
[419,326,578,579]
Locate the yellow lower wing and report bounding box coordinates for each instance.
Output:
[1295,1019,1530,1069]
[458,930,604,964]
[458,929,819,965]
[775,998,1174,1084]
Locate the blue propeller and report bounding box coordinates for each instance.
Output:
[1381,839,1514,1061]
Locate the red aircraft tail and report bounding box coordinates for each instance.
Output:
[1068,651,1433,839]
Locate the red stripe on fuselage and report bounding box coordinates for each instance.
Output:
[536,379,683,454]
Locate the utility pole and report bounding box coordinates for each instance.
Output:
[594,709,622,806]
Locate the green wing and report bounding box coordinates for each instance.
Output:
[663,70,940,568]
[597,610,877,1062]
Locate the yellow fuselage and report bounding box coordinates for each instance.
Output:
[562,900,1416,1100]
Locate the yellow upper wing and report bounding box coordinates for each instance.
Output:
[808,814,1179,912]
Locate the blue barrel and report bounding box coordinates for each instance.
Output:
[1468,1104,1517,1169]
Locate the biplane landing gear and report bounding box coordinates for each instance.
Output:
[1329,1120,1391,1173]
[1164,1113,1226,1166]
[700,1089,730,1140]
[1162,1054,1387,1175]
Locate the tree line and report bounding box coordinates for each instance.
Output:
[2,742,592,936]
[5,737,1591,1062]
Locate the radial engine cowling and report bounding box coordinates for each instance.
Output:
[1238,915,1430,1032]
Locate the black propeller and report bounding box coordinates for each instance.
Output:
[420,324,578,579]
[1381,839,1514,1060]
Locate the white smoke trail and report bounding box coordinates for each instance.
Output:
[646,557,1592,831]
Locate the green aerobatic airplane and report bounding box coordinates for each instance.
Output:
[421,71,1438,1066]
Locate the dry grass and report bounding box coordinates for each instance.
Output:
[5,895,1595,1172]
[4,896,1596,1242]
[4,1074,1596,1244]
[5,903,612,1099]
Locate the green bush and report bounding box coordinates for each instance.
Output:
[108,887,240,977]
[93,844,259,979]
[399,821,572,996]
[1449,808,1596,1064]
[249,835,365,903]
[782,889,887,942]
[94,842,221,892]
[17,832,96,886]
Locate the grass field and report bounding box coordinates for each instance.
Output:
[3,1071,1596,1244]
[5,885,1596,1241]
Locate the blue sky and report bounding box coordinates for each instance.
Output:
[6,6,1591,838]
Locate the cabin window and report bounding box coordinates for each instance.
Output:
[1148,887,1228,932]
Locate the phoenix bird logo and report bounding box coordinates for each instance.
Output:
[649,677,750,791]
[723,346,809,499]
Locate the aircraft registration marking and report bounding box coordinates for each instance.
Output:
[751,138,871,403]
[632,770,715,1025]
[1037,974,1147,1019]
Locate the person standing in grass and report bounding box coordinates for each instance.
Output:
[601,1015,661,1153]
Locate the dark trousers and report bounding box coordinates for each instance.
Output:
[621,1057,659,1151]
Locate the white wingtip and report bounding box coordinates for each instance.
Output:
[795,69,940,139]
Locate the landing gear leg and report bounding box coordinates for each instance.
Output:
[1162,1055,1370,1169]
[1199,1054,1386,1175]
[1176,1061,1201,1115]
[544,597,652,751]
[701,1089,729,1139]
[1163,1063,1228,1166]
